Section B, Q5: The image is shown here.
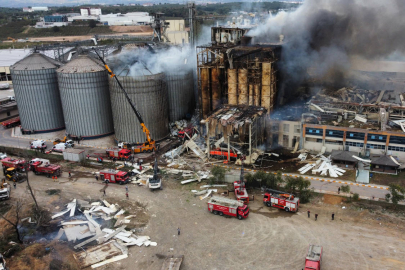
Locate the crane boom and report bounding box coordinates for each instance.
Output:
[93,48,153,144]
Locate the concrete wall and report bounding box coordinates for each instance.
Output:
[270,120,300,149]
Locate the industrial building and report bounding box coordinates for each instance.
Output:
[23,7,48,12]
[197,26,281,118]
[0,49,31,85]
[99,12,152,26]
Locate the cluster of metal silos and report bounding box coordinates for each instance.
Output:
[11,53,65,133]
[11,50,196,144]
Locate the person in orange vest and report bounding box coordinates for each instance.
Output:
[55,176,58,182]
[52,176,55,182]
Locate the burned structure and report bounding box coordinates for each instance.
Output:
[203,105,267,162]
[197,27,281,118]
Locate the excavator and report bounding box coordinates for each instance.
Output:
[93,48,157,154]
[7,37,16,42]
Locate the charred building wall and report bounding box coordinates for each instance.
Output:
[197,43,281,118]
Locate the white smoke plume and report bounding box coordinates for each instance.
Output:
[107,46,195,76]
[248,0,405,99]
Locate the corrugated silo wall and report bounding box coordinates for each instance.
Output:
[166,71,195,122]
[11,68,65,132]
[57,70,114,139]
[109,73,169,144]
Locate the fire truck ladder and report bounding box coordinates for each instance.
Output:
[209,196,244,207]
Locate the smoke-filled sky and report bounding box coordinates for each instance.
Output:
[248,0,405,94]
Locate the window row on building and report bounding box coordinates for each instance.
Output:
[388,146,405,152]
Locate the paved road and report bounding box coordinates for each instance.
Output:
[214,164,391,201]
[0,127,392,200]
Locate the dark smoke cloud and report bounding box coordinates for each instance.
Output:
[248,0,405,101]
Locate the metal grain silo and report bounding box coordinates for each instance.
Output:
[56,55,114,139]
[166,70,194,122]
[10,53,65,133]
[109,73,169,144]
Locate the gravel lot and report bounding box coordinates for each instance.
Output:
[5,169,405,270]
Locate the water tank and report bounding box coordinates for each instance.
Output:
[10,53,64,133]
[56,55,114,139]
[109,73,169,144]
[166,71,194,122]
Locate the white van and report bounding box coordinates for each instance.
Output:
[52,143,66,152]
[31,140,47,149]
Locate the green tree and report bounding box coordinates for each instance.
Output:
[244,171,283,189]
[52,26,60,32]
[284,176,312,203]
[340,185,350,193]
[385,183,405,208]
[88,19,97,28]
[211,166,226,183]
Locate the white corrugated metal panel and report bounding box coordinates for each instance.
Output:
[0,49,32,67]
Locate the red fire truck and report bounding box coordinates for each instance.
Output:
[1,117,20,129]
[105,148,131,160]
[304,245,322,270]
[30,161,61,178]
[1,157,27,172]
[99,170,129,184]
[263,189,300,212]
[207,196,249,220]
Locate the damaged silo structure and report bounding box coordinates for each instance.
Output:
[109,73,169,144]
[56,55,114,139]
[166,71,194,122]
[10,53,65,133]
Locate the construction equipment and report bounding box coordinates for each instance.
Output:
[207,196,249,220]
[263,189,300,212]
[5,167,16,181]
[53,136,71,145]
[1,116,20,128]
[7,37,16,42]
[93,48,157,154]
[99,169,129,184]
[148,158,162,190]
[4,167,26,183]
[305,245,323,270]
[0,181,10,200]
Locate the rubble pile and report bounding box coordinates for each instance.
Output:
[169,120,188,136]
[51,198,156,269]
[298,155,346,178]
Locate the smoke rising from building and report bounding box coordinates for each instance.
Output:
[107,46,195,77]
[248,0,405,99]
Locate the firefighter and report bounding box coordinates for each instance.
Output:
[315,214,318,221]
[52,176,55,182]
[307,210,310,218]
[332,213,335,221]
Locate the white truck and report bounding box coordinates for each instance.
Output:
[0,183,11,200]
[30,140,47,149]
[0,153,6,159]
[52,141,74,152]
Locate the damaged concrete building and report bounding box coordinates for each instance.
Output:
[300,87,405,163]
[203,104,267,162]
[197,27,281,118]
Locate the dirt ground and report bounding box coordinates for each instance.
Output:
[109,26,153,33]
[2,166,405,269]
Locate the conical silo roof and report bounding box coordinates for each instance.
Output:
[11,52,62,71]
[57,55,105,73]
